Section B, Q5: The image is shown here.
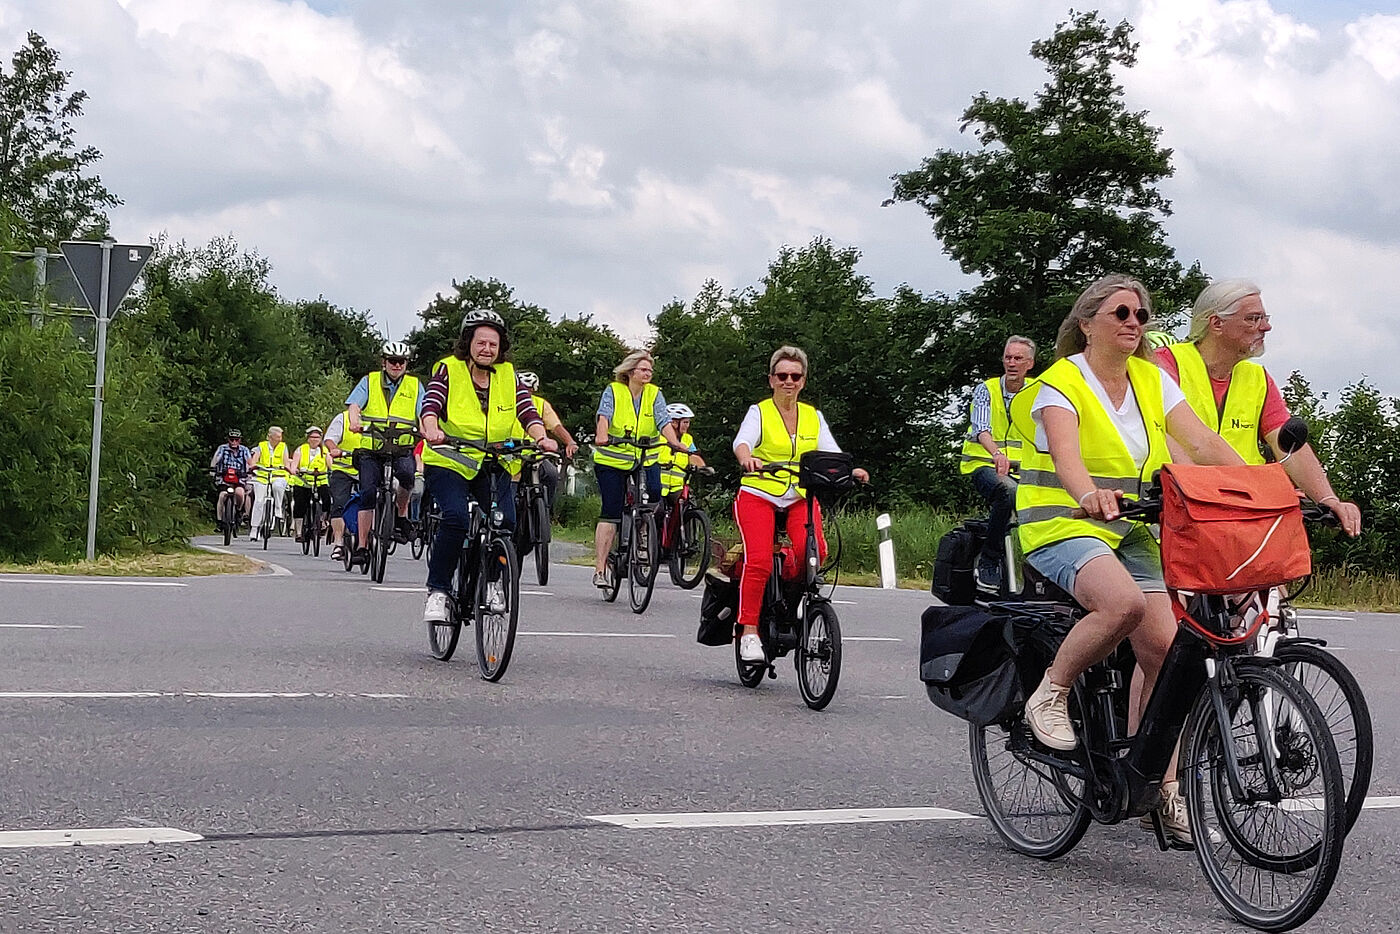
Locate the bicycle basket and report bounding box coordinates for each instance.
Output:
[798,451,854,493]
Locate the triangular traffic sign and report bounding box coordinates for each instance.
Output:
[58,241,154,319]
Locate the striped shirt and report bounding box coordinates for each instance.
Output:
[422,361,543,431]
[967,377,1014,440]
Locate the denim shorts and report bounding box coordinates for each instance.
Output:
[1025,524,1165,596]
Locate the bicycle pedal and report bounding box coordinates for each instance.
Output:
[766,665,777,680]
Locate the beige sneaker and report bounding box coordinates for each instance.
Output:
[1025,672,1077,750]
[1141,781,1220,849]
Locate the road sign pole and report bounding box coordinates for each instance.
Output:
[84,241,114,561]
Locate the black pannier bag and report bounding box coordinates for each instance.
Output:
[931,520,985,605]
[697,571,739,646]
[798,450,855,495]
[919,604,1023,726]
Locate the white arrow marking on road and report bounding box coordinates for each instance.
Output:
[0,579,185,587]
[588,806,977,829]
[0,624,84,629]
[0,827,203,849]
[520,631,676,639]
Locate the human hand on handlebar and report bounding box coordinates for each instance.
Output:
[565,441,578,459]
[421,422,445,445]
[1077,487,1124,521]
[740,455,763,473]
[993,452,1011,477]
[1326,499,1362,537]
[853,468,870,484]
[538,438,559,454]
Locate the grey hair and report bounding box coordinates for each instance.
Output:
[1005,335,1037,357]
[613,349,654,382]
[769,345,809,376]
[1054,274,1154,360]
[1189,279,1262,341]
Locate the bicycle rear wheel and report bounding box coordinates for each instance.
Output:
[221,496,235,546]
[370,497,392,583]
[532,495,550,586]
[1184,662,1345,931]
[601,538,621,603]
[474,536,519,682]
[427,551,467,662]
[796,597,841,710]
[668,507,712,589]
[628,510,660,614]
[969,720,1090,859]
[310,503,322,557]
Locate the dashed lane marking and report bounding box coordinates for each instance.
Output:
[0,691,412,700]
[588,806,978,829]
[0,827,204,849]
[519,631,675,639]
[843,637,902,643]
[0,579,185,587]
[0,624,84,630]
[1296,614,1355,622]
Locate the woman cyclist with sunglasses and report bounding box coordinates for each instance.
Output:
[1009,274,1243,847]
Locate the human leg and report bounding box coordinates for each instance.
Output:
[593,466,626,581]
[424,466,473,595]
[355,452,381,551]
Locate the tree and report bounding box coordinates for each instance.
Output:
[890,11,1205,404]
[294,297,383,382]
[0,32,120,247]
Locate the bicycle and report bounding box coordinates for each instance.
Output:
[598,436,667,614]
[733,453,856,711]
[359,415,421,583]
[660,463,715,589]
[424,435,527,682]
[297,469,328,557]
[963,486,1346,931]
[211,468,247,547]
[249,465,277,551]
[513,447,561,586]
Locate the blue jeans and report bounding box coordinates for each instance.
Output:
[595,464,662,522]
[424,465,516,594]
[970,466,1017,564]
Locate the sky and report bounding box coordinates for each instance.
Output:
[5,0,1400,400]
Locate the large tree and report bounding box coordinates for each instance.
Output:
[890,11,1204,399]
[0,32,120,247]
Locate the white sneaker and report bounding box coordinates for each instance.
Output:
[739,633,765,663]
[485,583,507,615]
[1025,672,1077,751]
[423,591,450,623]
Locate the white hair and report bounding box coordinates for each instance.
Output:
[1189,279,1262,341]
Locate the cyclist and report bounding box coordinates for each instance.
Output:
[514,371,578,512]
[418,309,557,623]
[960,336,1035,591]
[347,340,423,566]
[1009,274,1244,846]
[591,349,688,590]
[209,428,251,526]
[733,346,868,663]
[1156,279,1361,536]
[657,402,706,517]
[322,410,359,563]
[288,425,332,543]
[247,426,290,542]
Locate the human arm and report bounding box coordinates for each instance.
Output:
[418,363,449,445]
[969,382,1011,475]
[814,411,867,483]
[1265,432,1361,536]
[1165,401,1246,468]
[345,376,370,433]
[732,405,763,473]
[539,399,578,457]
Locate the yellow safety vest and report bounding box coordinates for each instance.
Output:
[421,358,519,480]
[593,382,661,471]
[1167,342,1267,465]
[253,441,288,482]
[960,376,1025,474]
[289,443,330,487]
[659,432,693,495]
[332,412,361,475]
[740,399,819,500]
[508,392,548,479]
[362,372,421,449]
[1011,356,1169,553]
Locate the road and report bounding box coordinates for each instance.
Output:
[0,533,1395,933]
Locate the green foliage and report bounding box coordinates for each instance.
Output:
[294,297,383,381]
[0,32,119,246]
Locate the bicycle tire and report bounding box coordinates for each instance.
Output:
[220,495,235,547]
[796,598,841,710]
[1275,641,1373,835]
[668,507,712,590]
[411,519,426,560]
[428,551,468,662]
[969,720,1091,859]
[734,634,766,688]
[628,510,660,614]
[370,496,392,583]
[1184,662,1345,931]
[310,503,322,557]
[474,535,519,682]
[532,495,550,587]
[601,540,621,603]
[342,532,355,572]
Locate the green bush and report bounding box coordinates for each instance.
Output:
[555,493,600,530]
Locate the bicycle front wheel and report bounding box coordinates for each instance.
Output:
[474,535,520,682]
[428,551,467,662]
[628,510,660,614]
[221,496,235,546]
[796,598,841,710]
[1184,662,1345,931]
[370,500,392,583]
[532,494,550,586]
[310,505,322,557]
[669,507,712,590]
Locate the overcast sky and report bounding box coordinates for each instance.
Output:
[6,0,1400,398]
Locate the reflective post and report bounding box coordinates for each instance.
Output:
[85,240,114,561]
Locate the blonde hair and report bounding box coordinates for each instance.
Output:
[1189,279,1261,341]
[613,349,654,382]
[769,345,809,376]
[1054,274,1154,360]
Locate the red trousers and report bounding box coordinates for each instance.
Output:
[733,489,827,628]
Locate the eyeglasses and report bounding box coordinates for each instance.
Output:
[1240,313,1271,328]
[1106,304,1149,325]
[384,357,408,365]
[772,371,805,382]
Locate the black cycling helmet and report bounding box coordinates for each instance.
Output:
[227,429,242,440]
[459,308,511,354]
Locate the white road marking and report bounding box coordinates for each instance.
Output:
[520,631,676,639]
[843,636,902,643]
[588,806,977,829]
[371,586,422,592]
[0,827,203,848]
[1361,796,1400,809]
[0,579,185,587]
[833,600,858,605]
[1296,614,1354,622]
[0,624,84,630]
[520,590,554,596]
[0,691,411,700]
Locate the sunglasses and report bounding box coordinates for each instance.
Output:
[384,356,408,365]
[772,371,805,382]
[1107,303,1149,325]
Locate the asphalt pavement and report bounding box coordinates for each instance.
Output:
[0,532,1396,933]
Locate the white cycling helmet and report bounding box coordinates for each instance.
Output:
[666,403,695,420]
[459,308,511,352]
[382,340,410,359]
[518,371,540,390]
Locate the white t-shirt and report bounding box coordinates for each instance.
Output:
[1030,354,1187,468]
[732,403,841,507]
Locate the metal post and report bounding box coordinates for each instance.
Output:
[32,247,47,327]
[85,240,114,561]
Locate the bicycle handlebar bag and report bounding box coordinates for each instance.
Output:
[1159,462,1310,593]
[798,451,854,494]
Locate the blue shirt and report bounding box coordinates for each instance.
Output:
[212,443,252,477]
[597,385,672,431]
[347,372,424,417]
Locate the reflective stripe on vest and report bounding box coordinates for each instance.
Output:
[739,400,818,499]
[421,358,518,480]
[363,372,421,449]
[960,376,1024,474]
[1167,342,1267,465]
[593,382,661,471]
[253,441,288,482]
[290,443,329,487]
[1011,356,1169,553]
[659,432,693,494]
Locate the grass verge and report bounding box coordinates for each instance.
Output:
[1292,568,1400,613]
[0,546,262,578]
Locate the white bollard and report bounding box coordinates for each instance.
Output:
[877,513,896,589]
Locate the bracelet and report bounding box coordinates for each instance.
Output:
[1318,495,1340,507]
[1077,490,1097,507]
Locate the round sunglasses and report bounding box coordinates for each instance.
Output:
[1105,303,1149,325]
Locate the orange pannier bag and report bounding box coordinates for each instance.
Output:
[1159,462,1311,593]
